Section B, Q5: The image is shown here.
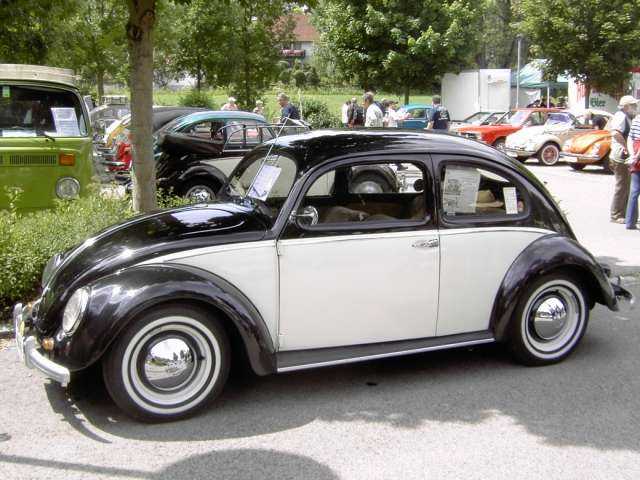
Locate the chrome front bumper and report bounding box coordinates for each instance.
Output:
[560,152,601,163]
[505,147,535,158]
[12,303,70,387]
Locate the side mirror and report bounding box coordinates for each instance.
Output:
[290,206,319,226]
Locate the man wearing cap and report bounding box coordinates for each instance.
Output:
[277,93,300,123]
[609,95,638,223]
[221,97,238,111]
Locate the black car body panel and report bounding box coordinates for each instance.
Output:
[36,201,269,335]
[52,264,276,374]
[490,234,618,340]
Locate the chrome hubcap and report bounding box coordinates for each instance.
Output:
[542,146,558,164]
[186,186,214,202]
[144,338,196,391]
[354,180,383,194]
[532,296,568,340]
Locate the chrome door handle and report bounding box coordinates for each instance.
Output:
[412,238,439,248]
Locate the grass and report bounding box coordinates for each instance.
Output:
[107,86,432,121]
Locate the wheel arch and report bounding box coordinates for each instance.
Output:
[177,163,227,191]
[490,234,617,341]
[55,264,276,376]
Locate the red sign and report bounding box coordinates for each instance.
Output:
[281,49,305,58]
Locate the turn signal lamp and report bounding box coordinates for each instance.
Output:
[59,153,76,166]
[41,337,55,351]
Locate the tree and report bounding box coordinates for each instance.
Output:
[54,0,129,100]
[0,0,72,64]
[313,0,484,103]
[126,0,157,212]
[517,0,640,102]
[476,0,522,69]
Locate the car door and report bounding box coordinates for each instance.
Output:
[277,156,439,351]
[401,108,429,129]
[434,156,554,336]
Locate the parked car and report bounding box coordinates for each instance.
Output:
[457,108,561,150]
[449,110,508,132]
[13,129,633,422]
[0,64,93,210]
[504,110,612,166]
[152,111,310,201]
[561,126,613,173]
[95,106,208,180]
[397,103,432,129]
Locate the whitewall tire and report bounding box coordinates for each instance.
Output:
[103,304,230,422]
[509,274,589,366]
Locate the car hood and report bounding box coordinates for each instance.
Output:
[36,200,269,334]
[566,130,611,152]
[458,123,519,134]
[507,125,546,144]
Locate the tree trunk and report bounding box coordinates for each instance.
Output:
[196,55,202,92]
[97,68,105,104]
[584,83,590,109]
[404,85,410,105]
[126,0,156,213]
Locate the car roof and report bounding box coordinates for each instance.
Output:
[515,108,562,112]
[257,129,523,174]
[401,104,432,109]
[175,110,267,126]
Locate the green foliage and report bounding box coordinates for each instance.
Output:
[0,187,193,310]
[300,99,341,128]
[517,0,640,95]
[292,69,307,88]
[313,0,484,96]
[478,0,521,69]
[179,88,214,108]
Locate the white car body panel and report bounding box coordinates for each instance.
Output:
[138,240,280,345]
[277,231,440,351]
[436,227,552,336]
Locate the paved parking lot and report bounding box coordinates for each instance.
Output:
[1,162,638,480]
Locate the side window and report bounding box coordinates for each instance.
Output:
[440,164,526,219]
[299,162,429,226]
[409,108,425,119]
[226,121,273,147]
[186,121,213,138]
[530,112,544,125]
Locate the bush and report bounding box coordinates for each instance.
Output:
[179,88,214,108]
[301,99,341,128]
[0,188,192,314]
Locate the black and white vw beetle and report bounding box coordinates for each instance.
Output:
[13,130,633,422]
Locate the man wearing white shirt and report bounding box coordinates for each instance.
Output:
[363,92,383,127]
[341,100,350,127]
[609,95,638,222]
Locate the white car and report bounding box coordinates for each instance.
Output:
[504,110,612,165]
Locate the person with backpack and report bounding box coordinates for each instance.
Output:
[425,95,450,131]
[348,97,364,127]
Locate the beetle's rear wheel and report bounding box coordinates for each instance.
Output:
[509,274,589,366]
[103,304,230,422]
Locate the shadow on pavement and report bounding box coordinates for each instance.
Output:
[0,448,339,479]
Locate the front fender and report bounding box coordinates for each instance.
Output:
[54,264,276,375]
[490,234,617,341]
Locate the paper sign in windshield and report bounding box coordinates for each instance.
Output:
[248,164,282,201]
[503,187,518,214]
[51,107,80,137]
[442,166,480,215]
[1,130,36,137]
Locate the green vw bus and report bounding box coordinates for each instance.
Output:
[0,64,93,210]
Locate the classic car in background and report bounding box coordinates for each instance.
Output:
[449,110,508,133]
[89,96,130,133]
[397,103,432,129]
[561,127,613,172]
[504,110,612,166]
[457,108,561,150]
[13,130,633,422]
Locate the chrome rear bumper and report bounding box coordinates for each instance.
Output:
[12,303,70,387]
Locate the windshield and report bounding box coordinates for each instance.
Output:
[464,111,492,124]
[0,84,87,138]
[546,112,574,126]
[228,152,298,216]
[503,110,529,126]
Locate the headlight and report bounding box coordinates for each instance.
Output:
[589,143,602,155]
[56,177,80,199]
[62,287,90,335]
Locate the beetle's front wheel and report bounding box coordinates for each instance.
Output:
[103,304,230,422]
[509,274,589,366]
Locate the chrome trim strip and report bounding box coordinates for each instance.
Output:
[277,337,495,373]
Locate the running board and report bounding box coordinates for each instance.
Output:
[276,331,495,373]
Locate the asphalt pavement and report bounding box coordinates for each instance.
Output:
[1,161,639,479]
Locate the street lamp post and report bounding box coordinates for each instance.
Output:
[516,34,523,108]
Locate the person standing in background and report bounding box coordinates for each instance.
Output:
[624,112,640,229]
[384,101,407,128]
[221,97,238,111]
[363,91,383,127]
[253,100,264,116]
[425,95,450,131]
[348,97,364,127]
[609,95,637,223]
[277,92,300,123]
[341,100,350,127]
